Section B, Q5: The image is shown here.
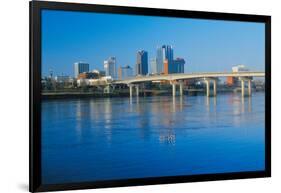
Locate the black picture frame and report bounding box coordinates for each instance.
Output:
[29,1,271,192]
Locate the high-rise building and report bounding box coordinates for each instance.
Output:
[163,58,185,74]
[104,57,117,79]
[74,62,89,78]
[118,65,133,80]
[136,50,148,75]
[156,45,174,74]
[163,59,169,75]
[162,45,174,63]
[172,58,185,73]
[150,58,157,74]
[156,47,164,74]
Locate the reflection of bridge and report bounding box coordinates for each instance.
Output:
[113,71,265,97]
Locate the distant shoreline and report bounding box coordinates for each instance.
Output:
[42,92,132,99]
[41,88,265,100]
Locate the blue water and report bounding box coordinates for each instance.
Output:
[41,93,265,184]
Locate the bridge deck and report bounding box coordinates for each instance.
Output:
[114,71,265,84]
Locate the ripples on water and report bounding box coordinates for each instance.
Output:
[42,93,265,184]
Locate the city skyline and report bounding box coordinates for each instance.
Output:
[42,10,265,77]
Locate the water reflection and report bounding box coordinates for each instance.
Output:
[248,96,252,112]
[70,93,256,145]
[75,100,82,140]
[159,132,176,145]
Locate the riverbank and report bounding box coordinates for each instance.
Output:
[41,88,265,99]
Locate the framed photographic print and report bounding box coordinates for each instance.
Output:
[30,1,271,192]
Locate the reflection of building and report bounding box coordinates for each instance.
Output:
[150,58,157,74]
[118,65,133,80]
[136,50,148,75]
[104,57,117,79]
[74,62,89,78]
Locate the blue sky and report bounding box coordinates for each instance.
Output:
[42,9,265,77]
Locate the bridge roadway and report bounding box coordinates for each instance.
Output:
[114,71,265,84]
[113,71,265,97]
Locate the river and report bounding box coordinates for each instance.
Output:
[41,92,265,184]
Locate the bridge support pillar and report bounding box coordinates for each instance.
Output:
[129,84,133,97]
[213,80,217,96]
[205,80,210,97]
[248,80,252,96]
[239,77,252,97]
[135,85,139,96]
[172,83,176,96]
[179,81,184,96]
[241,80,245,97]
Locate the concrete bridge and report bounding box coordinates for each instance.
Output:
[113,71,265,97]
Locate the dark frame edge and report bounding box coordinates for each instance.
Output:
[31,0,270,22]
[265,16,271,178]
[30,1,42,192]
[36,171,269,192]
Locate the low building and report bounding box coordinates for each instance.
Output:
[77,76,113,87]
[226,77,238,86]
[77,70,105,80]
[54,75,73,83]
[232,65,249,72]
[228,65,249,86]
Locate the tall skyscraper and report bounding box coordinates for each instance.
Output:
[74,62,89,78]
[156,47,164,74]
[136,50,148,75]
[162,45,174,63]
[156,45,174,74]
[104,57,117,79]
[150,58,157,74]
[118,65,133,80]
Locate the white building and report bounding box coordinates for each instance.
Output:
[104,57,117,79]
[77,76,112,87]
[232,65,249,72]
